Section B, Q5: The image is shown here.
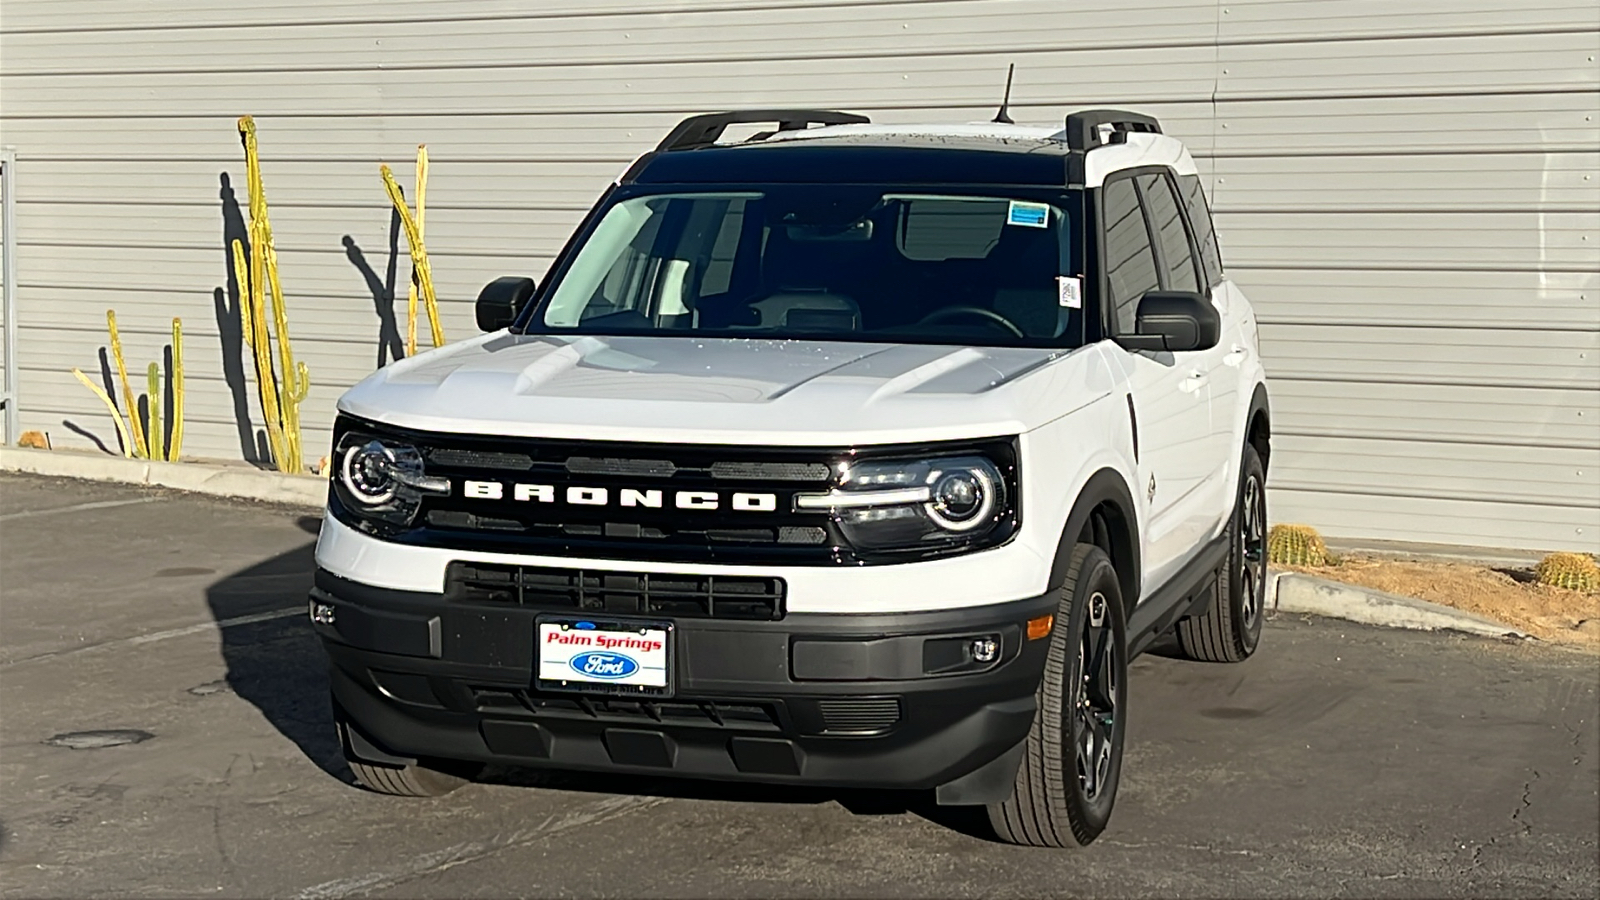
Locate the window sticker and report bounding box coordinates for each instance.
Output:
[1057,275,1083,309]
[1007,200,1050,228]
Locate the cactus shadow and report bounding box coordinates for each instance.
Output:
[205,540,351,781]
[216,172,269,468]
[342,215,406,368]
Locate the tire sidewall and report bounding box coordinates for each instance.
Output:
[1229,445,1267,655]
[1056,547,1129,837]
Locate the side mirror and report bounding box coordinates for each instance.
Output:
[1113,290,1220,352]
[475,276,537,332]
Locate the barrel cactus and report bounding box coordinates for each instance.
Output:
[1534,552,1600,592]
[1267,523,1329,567]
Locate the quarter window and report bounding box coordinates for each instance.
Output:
[1101,178,1159,334]
[1138,173,1199,294]
[1177,173,1223,287]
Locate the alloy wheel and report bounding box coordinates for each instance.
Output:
[1074,590,1118,802]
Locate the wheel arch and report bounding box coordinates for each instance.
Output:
[1246,382,1271,474]
[1047,468,1141,609]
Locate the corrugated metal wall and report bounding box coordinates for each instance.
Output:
[1,0,1597,552]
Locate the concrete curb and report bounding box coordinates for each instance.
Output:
[1269,569,1529,639]
[0,446,327,508]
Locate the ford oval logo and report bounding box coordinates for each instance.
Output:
[570,651,639,680]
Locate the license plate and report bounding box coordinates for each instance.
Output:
[536,617,672,696]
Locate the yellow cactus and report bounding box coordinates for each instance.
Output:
[1267,523,1329,567]
[106,310,148,458]
[70,368,134,458]
[169,318,185,460]
[72,312,184,460]
[233,115,310,473]
[382,155,445,353]
[146,361,163,462]
[1535,552,1600,593]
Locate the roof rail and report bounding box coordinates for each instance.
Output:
[1063,109,1162,151]
[654,109,871,152]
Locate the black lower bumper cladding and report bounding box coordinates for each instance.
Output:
[312,568,1055,793]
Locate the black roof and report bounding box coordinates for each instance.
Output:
[627,133,1079,188]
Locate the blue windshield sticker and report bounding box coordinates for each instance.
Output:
[1007,201,1049,228]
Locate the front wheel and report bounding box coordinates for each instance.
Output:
[987,543,1128,847]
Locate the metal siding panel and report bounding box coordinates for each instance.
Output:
[1213,152,1600,213]
[1259,323,1600,390]
[1268,488,1599,552]
[1269,434,1600,508]
[1271,380,1600,449]
[1218,0,1600,40]
[1,2,1221,75]
[1238,268,1600,330]
[1216,210,1600,271]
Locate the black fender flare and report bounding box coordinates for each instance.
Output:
[1046,467,1141,609]
[1246,382,1271,472]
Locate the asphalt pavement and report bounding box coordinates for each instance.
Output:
[1,472,1596,898]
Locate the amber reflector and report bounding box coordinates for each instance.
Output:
[1027,614,1054,641]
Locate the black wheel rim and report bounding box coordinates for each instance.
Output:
[1240,472,1266,627]
[1074,590,1117,802]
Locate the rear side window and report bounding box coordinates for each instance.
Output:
[1177,173,1223,287]
[1137,173,1199,294]
[1101,178,1160,334]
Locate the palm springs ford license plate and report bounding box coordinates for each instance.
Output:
[536,618,671,694]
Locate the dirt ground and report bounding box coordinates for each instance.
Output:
[1286,554,1600,648]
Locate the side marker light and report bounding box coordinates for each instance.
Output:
[1027,614,1054,641]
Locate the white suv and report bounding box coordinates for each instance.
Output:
[312,109,1272,848]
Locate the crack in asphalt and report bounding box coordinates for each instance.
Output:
[292,794,670,899]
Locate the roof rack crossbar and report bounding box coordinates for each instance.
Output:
[1063,109,1162,151]
[654,109,870,152]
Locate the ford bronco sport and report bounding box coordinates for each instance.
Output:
[312,108,1272,848]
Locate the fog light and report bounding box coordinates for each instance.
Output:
[970,636,999,663]
[309,601,336,625]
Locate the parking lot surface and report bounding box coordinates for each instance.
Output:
[1,472,1596,898]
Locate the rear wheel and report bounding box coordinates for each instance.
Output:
[1177,443,1267,662]
[987,544,1128,847]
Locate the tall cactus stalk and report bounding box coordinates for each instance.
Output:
[383,152,445,353]
[231,115,309,474]
[106,310,148,458]
[169,318,185,460]
[70,368,134,458]
[404,145,431,356]
[146,362,164,462]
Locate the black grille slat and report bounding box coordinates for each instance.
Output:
[446,562,784,620]
[428,449,535,470]
[817,698,901,734]
[472,688,781,731]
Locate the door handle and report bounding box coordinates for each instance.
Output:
[1180,371,1207,394]
[1224,345,1248,367]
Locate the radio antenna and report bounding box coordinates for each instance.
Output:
[991,64,1016,124]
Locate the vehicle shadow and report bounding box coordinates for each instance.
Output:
[203,524,348,782]
[205,524,1000,839]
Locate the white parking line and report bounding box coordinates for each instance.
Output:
[0,496,159,522]
[2,606,304,669]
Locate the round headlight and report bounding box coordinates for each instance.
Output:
[340,440,399,505]
[926,465,997,531]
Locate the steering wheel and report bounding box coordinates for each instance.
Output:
[918,306,1025,338]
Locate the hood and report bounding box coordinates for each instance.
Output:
[337,334,1115,445]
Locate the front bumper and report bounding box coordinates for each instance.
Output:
[312,569,1055,793]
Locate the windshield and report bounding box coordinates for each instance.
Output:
[527,186,1083,348]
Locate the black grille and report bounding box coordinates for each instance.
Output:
[446,562,785,621]
[818,698,901,734]
[330,415,1020,566]
[469,687,780,731]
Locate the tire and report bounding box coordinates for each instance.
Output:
[333,697,479,798]
[346,757,473,798]
[1176,443,1267,663]
[987,544,1128,848]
